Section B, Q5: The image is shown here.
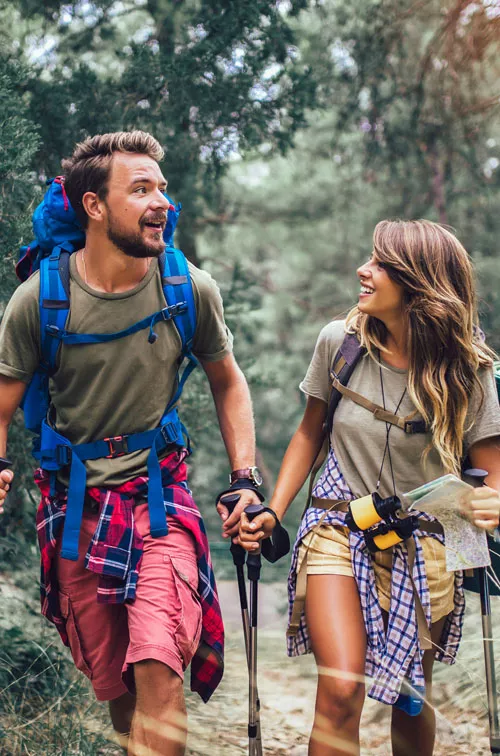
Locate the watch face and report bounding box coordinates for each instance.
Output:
[251,467,263,486]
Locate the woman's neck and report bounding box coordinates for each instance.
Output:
[381,317,409,370]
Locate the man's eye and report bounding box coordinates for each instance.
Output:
[135,187,147,194]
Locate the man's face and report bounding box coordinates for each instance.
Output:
[102,152,170,259]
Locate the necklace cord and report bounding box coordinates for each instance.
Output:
[377,352,407,498]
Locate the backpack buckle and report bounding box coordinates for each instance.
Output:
[55,445,72,465]
[104,435,129,458]
[160,423,179,447]
[161,302,187,320]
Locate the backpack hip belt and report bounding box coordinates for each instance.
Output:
[35,410,187,560]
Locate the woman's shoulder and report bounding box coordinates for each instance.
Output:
[316,319,351,357]
[317,319,348,347]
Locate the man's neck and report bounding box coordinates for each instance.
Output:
[76,234,153,294]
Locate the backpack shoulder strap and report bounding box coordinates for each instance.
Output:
[158,249,196,354]
[302,331,366,516]
[326,331,366,437]
[158,249,198,413]
[39,243,73,371]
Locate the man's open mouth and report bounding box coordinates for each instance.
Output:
[142,218,166,231]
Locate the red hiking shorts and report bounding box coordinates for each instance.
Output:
[55,502,203,701]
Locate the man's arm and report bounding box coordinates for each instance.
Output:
[0,375,27,514]
[201,353,261,538]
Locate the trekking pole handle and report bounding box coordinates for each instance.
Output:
[0,458,13,473]
[245,503,265,524]
[219,493,241,514]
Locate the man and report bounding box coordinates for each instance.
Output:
[0,131,263,755]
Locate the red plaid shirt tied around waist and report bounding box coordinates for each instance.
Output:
[35,450,224,703]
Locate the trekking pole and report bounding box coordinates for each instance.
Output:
[463,468,500,754]
[245,502,266,756]
[219,494,263,756]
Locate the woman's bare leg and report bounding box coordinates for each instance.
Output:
[391,616,447,756]
[306,574,367,756]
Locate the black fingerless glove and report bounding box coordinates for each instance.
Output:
[215,478,265,507]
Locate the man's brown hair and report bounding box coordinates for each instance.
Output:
[62,131,164,228]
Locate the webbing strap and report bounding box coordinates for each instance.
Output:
[331,376,422,432]
[406,538,433,650]
[45,303,188,345]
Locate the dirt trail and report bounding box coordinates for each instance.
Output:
[186,582,496,755]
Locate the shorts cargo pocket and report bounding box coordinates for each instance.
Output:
[59,592,92,679]
[168,553,203,669]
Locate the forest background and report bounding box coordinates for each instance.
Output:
[0,0,500,753]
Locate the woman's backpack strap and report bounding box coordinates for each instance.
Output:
[326,332,366,437]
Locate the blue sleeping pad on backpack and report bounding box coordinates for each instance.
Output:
[17,177,198,561]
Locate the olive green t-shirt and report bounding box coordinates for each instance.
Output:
[0,255,233,487]
[300,320,500,499]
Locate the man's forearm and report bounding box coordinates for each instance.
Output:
[0,424,8,458]
[211,373,256,471]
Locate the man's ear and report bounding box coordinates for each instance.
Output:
[82,191,105,223]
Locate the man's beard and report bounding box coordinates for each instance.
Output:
[106,210,165,259]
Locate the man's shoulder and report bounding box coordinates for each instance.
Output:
[186,260,222,306]
[187,260,218,289]
[6,270,40,309]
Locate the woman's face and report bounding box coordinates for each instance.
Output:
[356,254,405,321]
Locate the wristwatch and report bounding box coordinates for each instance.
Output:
[229,466,263,487]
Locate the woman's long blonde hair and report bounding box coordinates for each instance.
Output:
[346,219,494,475]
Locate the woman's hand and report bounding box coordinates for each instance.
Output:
[237,510,277,551]
[460,486,500,531]
[0,469,13,515]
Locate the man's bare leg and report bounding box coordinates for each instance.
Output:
[128,659,187,756]
[109,691,136,752]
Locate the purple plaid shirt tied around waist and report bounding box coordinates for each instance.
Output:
[288,446,465,706]
[35,450,224,703]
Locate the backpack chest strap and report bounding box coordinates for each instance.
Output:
[330,374,427,434]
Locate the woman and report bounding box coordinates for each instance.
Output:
[239,219,500,756]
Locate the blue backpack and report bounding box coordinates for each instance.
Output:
[17,177,198,561]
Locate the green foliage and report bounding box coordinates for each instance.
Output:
[4,0,317,263]
[0,54,41,547]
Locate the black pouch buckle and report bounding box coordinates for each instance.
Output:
[104,435,129,458]
[404,420,427,434]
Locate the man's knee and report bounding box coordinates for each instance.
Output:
[134,659,183,704]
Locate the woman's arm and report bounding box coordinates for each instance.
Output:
[238,395,327,550]
[462,436,500,530]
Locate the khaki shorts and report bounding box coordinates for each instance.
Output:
[298,524,455,623]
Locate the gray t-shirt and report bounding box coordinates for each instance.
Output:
[0,255,233,487]
[300,320,500,499]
